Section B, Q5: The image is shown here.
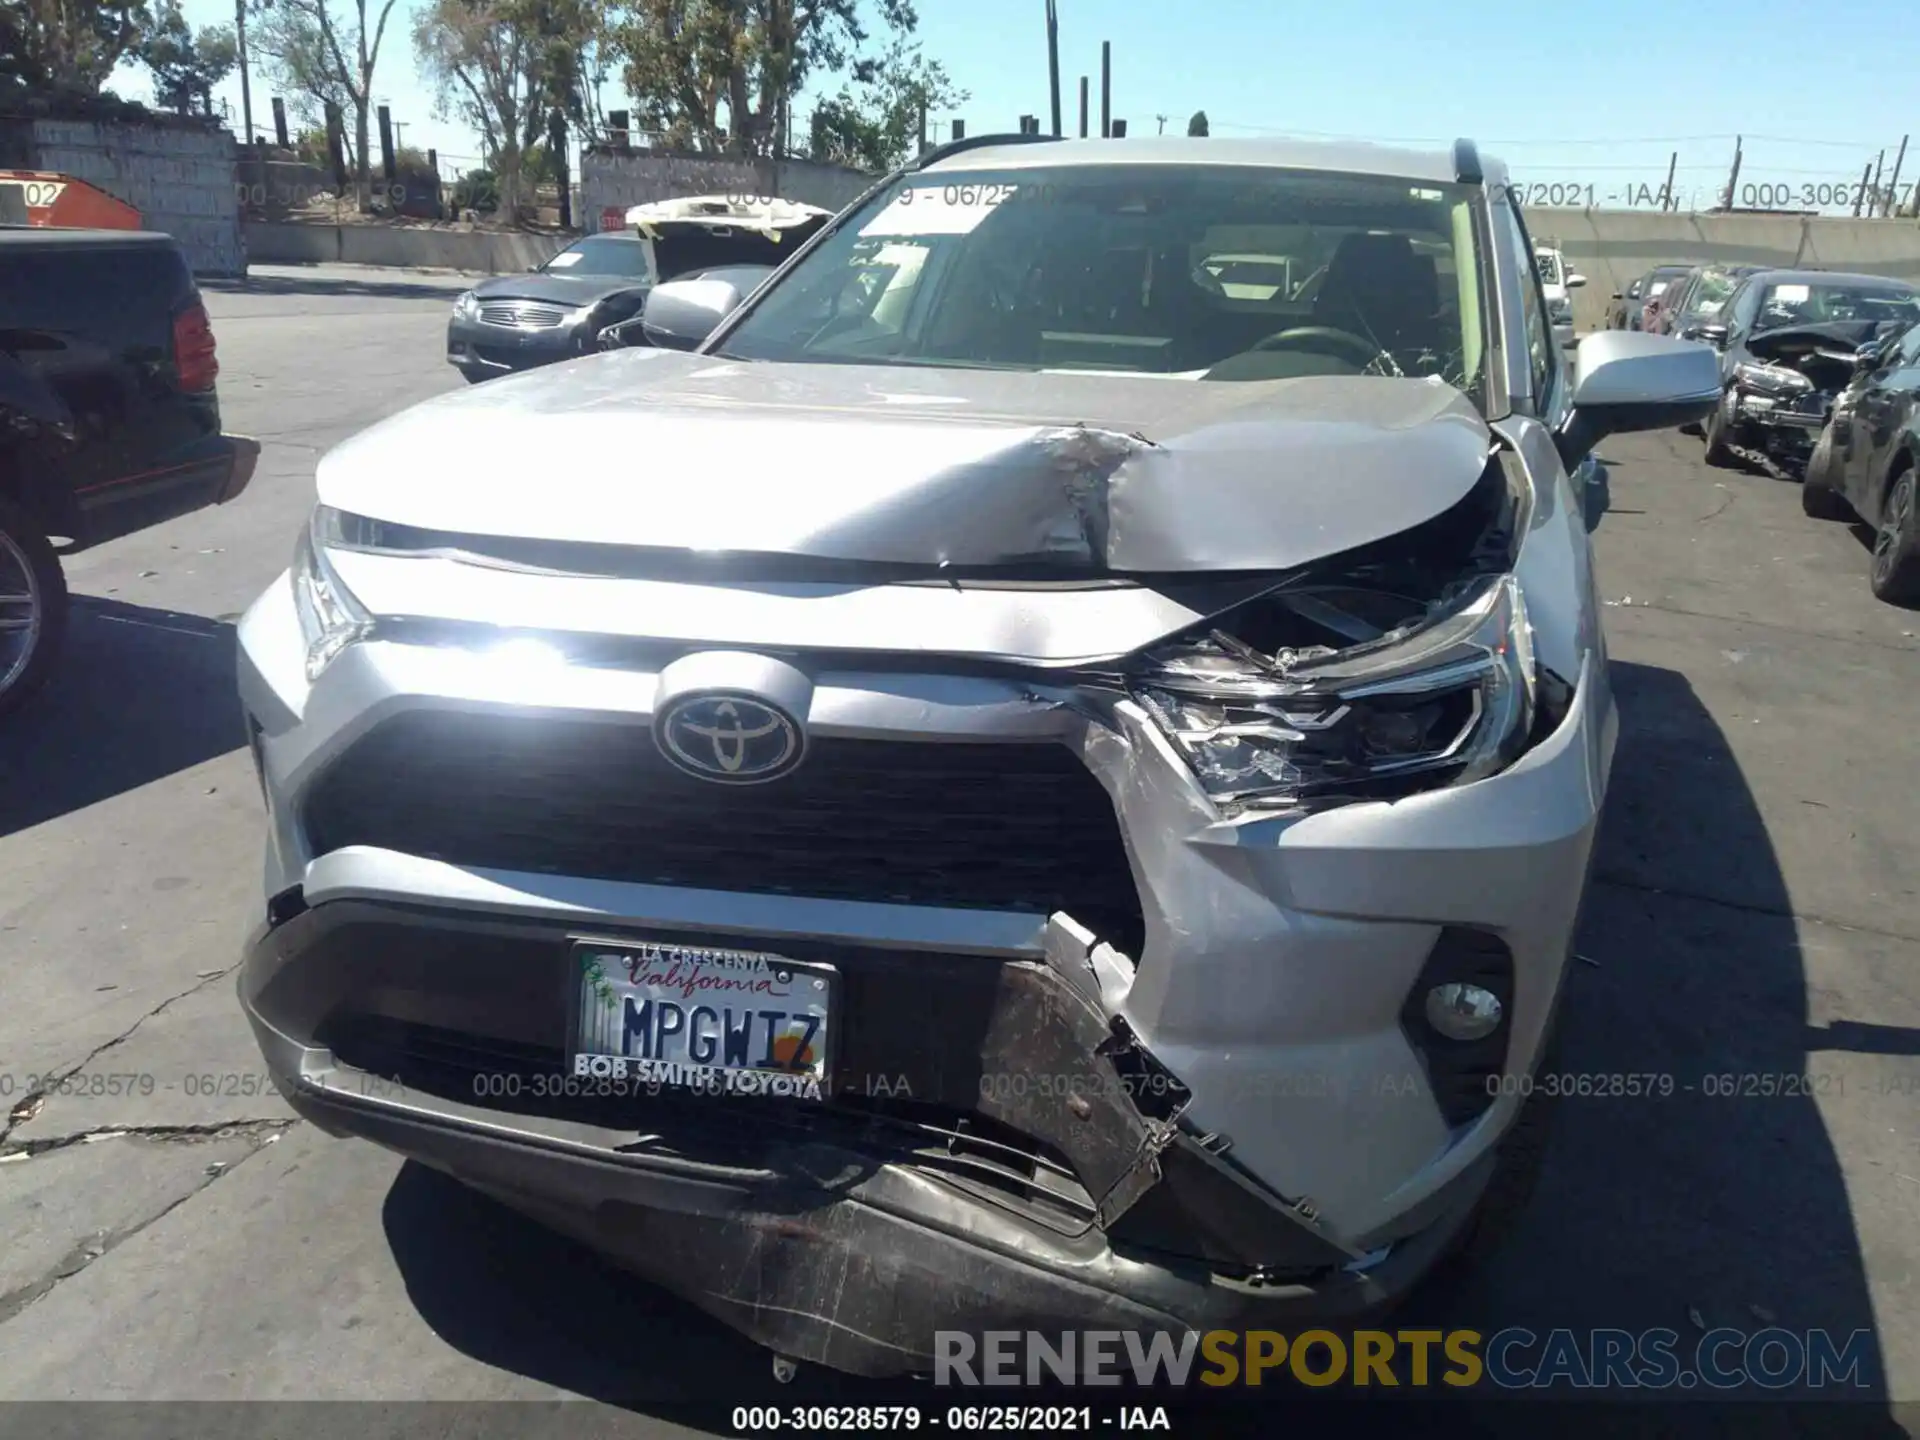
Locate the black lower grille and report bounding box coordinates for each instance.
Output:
[303,710,1144,948]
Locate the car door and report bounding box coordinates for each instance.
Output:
[1849,322,1920,521]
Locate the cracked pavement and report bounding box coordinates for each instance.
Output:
[0,275,1916,1432]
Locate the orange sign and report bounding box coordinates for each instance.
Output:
[0,171,142,230]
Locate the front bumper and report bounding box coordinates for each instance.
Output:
[1730,386,1831,467]
[446,313,598,375]
[235,537,1614,1370]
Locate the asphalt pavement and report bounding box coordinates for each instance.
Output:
[0,273,1916,1433]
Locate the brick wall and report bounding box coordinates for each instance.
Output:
[30,118,244,276]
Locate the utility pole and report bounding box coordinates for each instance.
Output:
[1100,41,1111,139]
[1154,114,1168,135]
[234,0,254,145]
[1884,135,1908,217]
[1660,150,1678,211]
[1868,149,1886,214]
[1078,77,1088,138]
[1853,159,1874,216]
[1719,136,1742,210]
[1045,0,1062,138]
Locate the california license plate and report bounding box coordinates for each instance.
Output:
[569,940,833,1100]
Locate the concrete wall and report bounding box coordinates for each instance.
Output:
[579,150,875,229]
[30,117,244,276]
[243,221,569,273]
[1524,208,1920,333]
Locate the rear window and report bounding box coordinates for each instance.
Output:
[0,243,194,338]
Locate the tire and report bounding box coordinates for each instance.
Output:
[0,492,70,719]
[1801,428,1851,520]
[1679,420,1703,437]
[457,365,490,385]
[1869,467,1920,605]
[1702,387,1739,467]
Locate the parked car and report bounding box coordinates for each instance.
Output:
[446,197,830,382]
[1534,244,1585,348]
[1696,268,1920,473]
[237,133,1718,1377]
[1612,264,1693,331]
[1801,317,1920,603]
[0,227,257,717]
[1661,263,1764,339]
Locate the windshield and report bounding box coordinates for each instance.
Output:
[1689,268,1743,315]
[1754,280,1920,333]
[715,164,1489,403]
[542,235,652,279]
[1534,250,1563,286]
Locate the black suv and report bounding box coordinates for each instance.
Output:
[0,227,258,715]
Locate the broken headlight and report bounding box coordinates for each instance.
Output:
[1734,361,1813,395]
[291,505,373,682]
[1132,573,1537,812]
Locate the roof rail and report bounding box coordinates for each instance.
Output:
[1452,138,1483,185]
[911,131,1064,171]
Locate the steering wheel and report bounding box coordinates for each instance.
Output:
[1252,325,1392,371]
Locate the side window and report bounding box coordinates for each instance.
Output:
[1729,282,1761,335]
[1898,320,1920,366]
[1494,193,1554,406]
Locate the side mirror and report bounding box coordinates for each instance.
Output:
[1694,322,1729,349]
[1553,331,1721,468]
[639,277,748,351]
[1854,341,1886,371]
[1567,272,1588,288]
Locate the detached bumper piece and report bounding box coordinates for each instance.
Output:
[242,899,1476,1376]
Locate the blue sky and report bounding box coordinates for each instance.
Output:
[119,0,1916,213]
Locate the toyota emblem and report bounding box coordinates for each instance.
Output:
[655,692,804,783]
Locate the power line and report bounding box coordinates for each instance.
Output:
[1207,123,1898,151]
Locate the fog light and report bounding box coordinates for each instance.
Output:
[1425,982,1504,1042]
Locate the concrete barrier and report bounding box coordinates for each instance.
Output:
[243,220,570,273]
[1526,209,1920,333]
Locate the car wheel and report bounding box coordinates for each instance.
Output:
[1869,467,1920,605]
[458,365,490,385]
[0,493,70,719]
[1702,388,1739,467]
[1801,429,1851,520]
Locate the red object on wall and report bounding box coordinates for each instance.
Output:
[600,205,626,232]
[0,171,143,229]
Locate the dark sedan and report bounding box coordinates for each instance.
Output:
[1658,263,1764,338]
[1801,317,1920,603]
[1696,269,1920,475]
[1610,263,1694,330]
[446,232,655,382]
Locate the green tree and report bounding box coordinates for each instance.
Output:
[808,35,966,173]
[1186,110,1208,137]
[248,0,399,209]
[412,0,543,209]
[612,0,918,158]
[0,0,152,99]
[141,0,237,114]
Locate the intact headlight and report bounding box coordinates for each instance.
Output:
[1548,296,1573,323]
[1734,360,1813,394]
[1132,573,1537,813]
[290,505,372,682]
[453,289,480,319]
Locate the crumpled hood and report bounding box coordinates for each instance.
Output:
[316,349,1494,573]
[1746,320,1881,364]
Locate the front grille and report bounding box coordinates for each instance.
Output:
[303,711,1144,948]
[477,300,568,328]
[323,1014,1098,1231]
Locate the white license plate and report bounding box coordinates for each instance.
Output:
[570,940,833,1101]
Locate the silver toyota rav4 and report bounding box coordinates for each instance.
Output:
[237,135,1718,1377]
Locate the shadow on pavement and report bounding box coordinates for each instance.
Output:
[0,597,242,837]
[202,270,471,302]
[1404,658,1905,1432]
[379,657,1908,1434]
